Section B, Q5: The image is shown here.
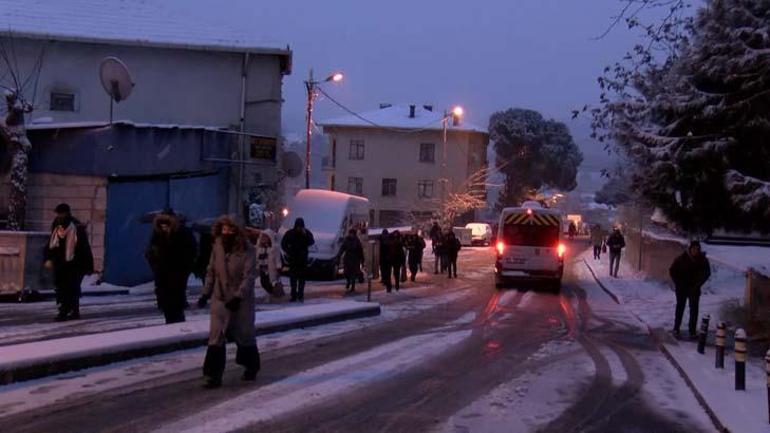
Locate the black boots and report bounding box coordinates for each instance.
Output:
[236,345,261,381]
[204,344,261,387]
[203,345,226,388]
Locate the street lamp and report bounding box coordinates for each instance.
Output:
[305,69,344,189]
[441,105,464,208]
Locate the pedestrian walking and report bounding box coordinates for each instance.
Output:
[386,230,406,292]
[446,231,462,279]
[337,229,365,294]
[44,203,94,321]
[568,221,577,240]
[590,224,605,260]
[406,234,426,282]
[197,216,259,388]
[669,241,711,339]
[145,211,198,324]
[606,227,626,278]
[280,218,315,302]
[379,229,392,290]
[256,230,283,299]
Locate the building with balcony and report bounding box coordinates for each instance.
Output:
[319,103,489,227]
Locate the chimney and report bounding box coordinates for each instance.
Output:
[379,103,392,109]
[409,104,416,118]
[452,113,460,126]
[423,104,433,112]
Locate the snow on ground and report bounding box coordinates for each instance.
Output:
[579,249,744,332]
[664,340,770,433]
[436,340,594,433]
[578,249,765,433]
[0,301,379,371]
[0,283,479,418]
[152,318,475,433]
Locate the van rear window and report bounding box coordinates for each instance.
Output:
[503,224,558,247]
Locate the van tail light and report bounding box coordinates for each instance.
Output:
[496,241,505,256]
[557,243,566,259]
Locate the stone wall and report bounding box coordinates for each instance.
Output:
[26,173,107,272]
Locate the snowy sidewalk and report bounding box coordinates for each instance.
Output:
[581,251,769,433]
[0,300,380,385]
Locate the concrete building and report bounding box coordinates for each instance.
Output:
[0,1,290,285]
[320,104,489,227]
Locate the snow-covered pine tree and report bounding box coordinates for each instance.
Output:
[593,0,770,234]
[3,90,32,230]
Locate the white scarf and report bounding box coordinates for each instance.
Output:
[50,223,77,262]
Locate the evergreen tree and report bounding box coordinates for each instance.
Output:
[490,108,582,208]
[591,0,770,234]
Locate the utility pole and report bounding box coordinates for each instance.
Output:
[304,69,315,189]
[304,69,344,190]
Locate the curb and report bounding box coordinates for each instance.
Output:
[582,259,729,433]
[0,302,380,385]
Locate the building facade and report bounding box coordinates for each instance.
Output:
[320,104,489,227]
[0,0,291,218]
[0,1,291,285]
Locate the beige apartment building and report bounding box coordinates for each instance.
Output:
[320,104,489,227]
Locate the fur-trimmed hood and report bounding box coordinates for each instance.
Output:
[152,213,179,233]
[211,215,247,252]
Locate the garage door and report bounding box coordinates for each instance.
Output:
[103,173,225,285]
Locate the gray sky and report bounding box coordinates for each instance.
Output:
[173,0,651,164]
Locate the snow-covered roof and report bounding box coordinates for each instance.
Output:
[25,120,273,138]
[0,0,291,61]
[319,104,488,134]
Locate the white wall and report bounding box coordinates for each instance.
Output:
[1,38,285,138]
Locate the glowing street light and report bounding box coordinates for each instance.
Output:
[441,105,465,207]
[305,69,344,189]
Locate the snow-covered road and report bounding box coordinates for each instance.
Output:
[0,243,718,433]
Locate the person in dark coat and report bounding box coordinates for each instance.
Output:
[406,234,426,282]
[197,216,259,388]
[606,227,626,278]
[379,229,392,290]
[280,218,315,302]
[44,203,94,321]
[145,212,198,324]
[445,231,462,279]
[387,230,406,292]
[669,241,711,338]
[337,229,364,293]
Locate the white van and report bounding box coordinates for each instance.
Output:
[465,222,493,246]
[494,202,565,289]
[279,189,370,279]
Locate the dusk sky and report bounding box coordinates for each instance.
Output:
[170,0,661,162]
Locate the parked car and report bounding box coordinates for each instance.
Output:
[465,222,493,246]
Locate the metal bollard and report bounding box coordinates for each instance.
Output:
[715,322,726,369]
[735,328,747,391]
[697,314,710,354]
[766,349,770,423]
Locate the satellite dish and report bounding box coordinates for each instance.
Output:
[281,151,303,178]
[99,57,135,123]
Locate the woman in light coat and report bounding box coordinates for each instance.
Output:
[197,216,259,388]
